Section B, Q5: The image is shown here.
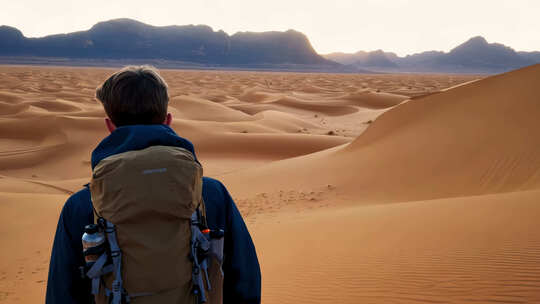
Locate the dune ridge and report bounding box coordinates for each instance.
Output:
[224,64,540,203]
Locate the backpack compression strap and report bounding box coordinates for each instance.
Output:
[104,220,127,304]
[86,252,113,296]
[85,218,131,303]
[191,210,211,303]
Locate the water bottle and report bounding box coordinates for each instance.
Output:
[82,224,106,268]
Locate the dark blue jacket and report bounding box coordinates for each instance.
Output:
[46,125,261,304]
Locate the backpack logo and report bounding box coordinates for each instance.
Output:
[142,168,167,175]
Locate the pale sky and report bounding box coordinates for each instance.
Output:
[2,0,539,56]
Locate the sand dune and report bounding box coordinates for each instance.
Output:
[170,95,254,122]
[339,90,407,108]
[3,64,536,303]
[254,189,540,303]
[0,192,66,303]
[224,64,540,203]
[2,66,460,181]
[220,65,540,303]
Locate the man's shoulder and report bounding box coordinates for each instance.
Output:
[202,177,230,203]
[202,176,225,191]
[65,186,91,206]
[201,177,238,225]
[61,186,93,221]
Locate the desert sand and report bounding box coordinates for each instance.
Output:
[1,64,539,303]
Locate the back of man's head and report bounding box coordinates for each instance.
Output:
[96,65,169,126]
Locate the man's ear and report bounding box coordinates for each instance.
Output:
[164,113,172,126]
[105,118,116,133]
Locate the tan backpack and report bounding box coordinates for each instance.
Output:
[86,145,224,304]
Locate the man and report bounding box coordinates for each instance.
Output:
[46,66,261,303]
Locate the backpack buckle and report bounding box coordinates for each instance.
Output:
[112,281,121,293]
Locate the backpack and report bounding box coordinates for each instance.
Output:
[85,145,224,304]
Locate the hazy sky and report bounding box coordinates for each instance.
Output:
[2,0,539,56]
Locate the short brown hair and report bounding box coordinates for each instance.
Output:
[96,65,169,126]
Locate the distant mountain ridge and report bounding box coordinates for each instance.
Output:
[0,18,348,71]
[1,19,539,74]
[325,36,540,73]
[327,50,398,69]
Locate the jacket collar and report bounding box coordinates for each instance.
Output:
[91,124,197,169]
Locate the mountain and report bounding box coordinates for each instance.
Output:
[228,30,325,65]
[325,36,540,74]
[0,18,348,71]
[0,26,25,51]
[436,36,532,72]
[518,51,540,63]
[325,50,398,69]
